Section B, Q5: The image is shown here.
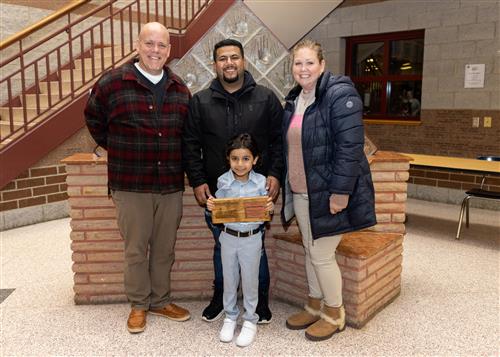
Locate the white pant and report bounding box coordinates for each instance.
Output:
[220,231,262,324]
[293,193,343,307]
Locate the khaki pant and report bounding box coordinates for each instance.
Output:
[293,193,343,307]
[112,190,183,310]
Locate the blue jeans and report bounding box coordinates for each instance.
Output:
[204,210,270,298]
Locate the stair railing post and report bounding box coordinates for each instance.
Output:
[109,2,115,67]
[19,40,28,131]
[67,13,75,99]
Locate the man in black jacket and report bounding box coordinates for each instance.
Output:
[182,39,283,324]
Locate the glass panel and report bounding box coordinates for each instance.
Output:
[389,38,424,75]
[354,81,383,115]
[387,81,422,117]
[352,42,384,76]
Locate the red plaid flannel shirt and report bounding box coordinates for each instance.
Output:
[84,59,191,193]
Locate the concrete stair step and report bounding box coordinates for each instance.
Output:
[60,68,96,82]
[0,107,37,122]
[0,119,23,133]
[0,116,43,139]
[74,57,113,71]
[39,80,82,95]
[22,93,62,109]
[92,45,127,59]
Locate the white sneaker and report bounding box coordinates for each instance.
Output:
[236,321,257,347]
[219,318,237,342]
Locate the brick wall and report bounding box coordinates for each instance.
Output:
[409,165,500,192]
[365,109,500,159]
[0,165,68,212]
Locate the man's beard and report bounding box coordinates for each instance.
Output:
[223,73,239,83]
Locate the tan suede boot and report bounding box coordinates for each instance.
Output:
[285,297,322,330]
[305,304,345,341]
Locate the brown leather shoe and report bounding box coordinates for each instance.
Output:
[149,303,191,322]
[127,308,146,334]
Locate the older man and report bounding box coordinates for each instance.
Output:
[85,22,191,334]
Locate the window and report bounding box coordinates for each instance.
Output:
[346,30,424,121]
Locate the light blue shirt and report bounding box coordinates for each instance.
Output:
[215,169,268,232]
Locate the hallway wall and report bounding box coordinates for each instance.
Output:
[304,0,499,158]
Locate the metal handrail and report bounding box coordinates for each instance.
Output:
[0,0,212,148]
[0,0,91,50]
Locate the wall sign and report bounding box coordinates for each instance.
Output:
[464,64,485,88]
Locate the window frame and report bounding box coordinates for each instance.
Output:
[345,29,425,122]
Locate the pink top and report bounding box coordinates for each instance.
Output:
[287,113,307,193]
[287,89,315,193]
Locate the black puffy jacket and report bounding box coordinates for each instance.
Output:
[281,72,376,239]
[183,71,284,194]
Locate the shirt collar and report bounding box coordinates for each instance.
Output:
[227,169,259,186]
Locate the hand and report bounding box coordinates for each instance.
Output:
[266,176,280,201]
[206,196,215,211]
[265,196,275,214]
[193,184,212,206]
[330,194,349,214]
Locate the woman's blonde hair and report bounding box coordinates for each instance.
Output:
[291,39,324,62]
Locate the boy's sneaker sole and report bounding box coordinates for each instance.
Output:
[257,316,272,325]
[201,308,224,322]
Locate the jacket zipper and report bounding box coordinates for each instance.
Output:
[301,102,316,245]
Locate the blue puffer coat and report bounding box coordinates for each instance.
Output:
[281,71,376,239]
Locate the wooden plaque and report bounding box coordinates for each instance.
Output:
[211,196,270,224]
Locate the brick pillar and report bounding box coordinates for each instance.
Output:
[369,152,411,234]
[62,154,124,304]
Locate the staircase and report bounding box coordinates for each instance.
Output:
[0,45,126,147]
[0,0,233,188]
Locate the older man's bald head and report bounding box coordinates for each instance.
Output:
[139,22,169,41]
[136,22,171,75]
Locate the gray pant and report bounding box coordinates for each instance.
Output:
[293,193,343,307]
[220,231,262,324]
[111,190,183,310]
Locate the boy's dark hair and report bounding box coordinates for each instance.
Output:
[213,39,244,61]
[226,133,259,159]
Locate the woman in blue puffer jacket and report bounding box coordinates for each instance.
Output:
[281,39,376,342]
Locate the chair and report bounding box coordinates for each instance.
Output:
[456,156,500,239]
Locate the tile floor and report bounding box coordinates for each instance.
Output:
[1,198,498,356]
